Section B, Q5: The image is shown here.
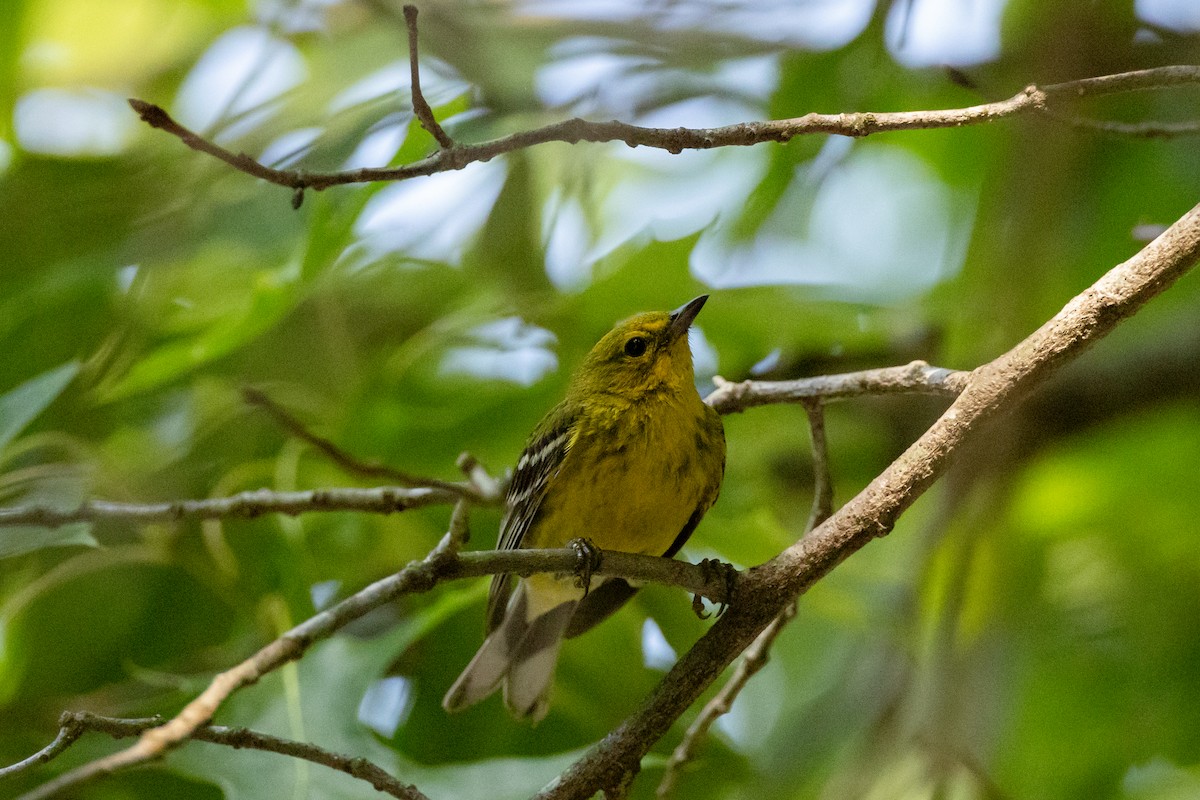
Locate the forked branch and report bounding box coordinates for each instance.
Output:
[128,30,1200,195]
[535,202,1200,799]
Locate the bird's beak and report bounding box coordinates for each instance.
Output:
[668,295,708,340]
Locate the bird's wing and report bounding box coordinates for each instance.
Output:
[486,407,575,633]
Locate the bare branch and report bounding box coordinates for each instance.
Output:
[457,451,504,502]
[242,387,492,500]
[705,361,969,413]
[6,712,429,800]
[436,495,473,555]
[402,4,455,149]
[537,202,1200,798]
[946,64,1200,139]
[0,363,962,531]
[129,98,295,185]
[130,66,1200,193]
[802,402,834,531]
[0,717,85,781]
[10,525,736,800]
[0,486,457,529]
[655,601,798,800]
[657,402,832,798]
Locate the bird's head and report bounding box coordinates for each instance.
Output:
[570,295,709,400]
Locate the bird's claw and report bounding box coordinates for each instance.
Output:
[567,537,602,597]
[692,557,737,619]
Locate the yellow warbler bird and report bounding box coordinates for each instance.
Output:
[443,295,726,722]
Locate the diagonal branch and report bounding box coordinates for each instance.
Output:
[129,66,1200,194]
[5,713,429,800]
[241,387,489,499]
[537,201,1200,798]
[656,402,834,798]
[9,503,737,800]
[0,723,85,782]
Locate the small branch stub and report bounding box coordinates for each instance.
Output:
[403,5,456,149]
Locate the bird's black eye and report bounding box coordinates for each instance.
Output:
[624,336,647,357]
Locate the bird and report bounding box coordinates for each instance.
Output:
[442,295,726,722]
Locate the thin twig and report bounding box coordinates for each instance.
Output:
[656,402,833,798]
[402,5,455,149]
[942,65,1200,140]
[0,718,85,781]
[705,361,968,413]
[1045,110,1200,138]
[654,602,798,800]
[802,402,834,530]
[242,387,488,500]
[130,66,1200,193]
[439,493,472,554]
[457,452,504,502]
[5,712,429,800]
[0,486,457,528]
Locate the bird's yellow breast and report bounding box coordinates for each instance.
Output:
[525,393,724,556]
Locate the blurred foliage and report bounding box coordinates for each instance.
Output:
[1,1,1200,799]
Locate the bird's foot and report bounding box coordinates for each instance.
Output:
[691,558,738,619]
[567,537,602,597]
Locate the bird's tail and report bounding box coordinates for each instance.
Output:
[442,587,576,722]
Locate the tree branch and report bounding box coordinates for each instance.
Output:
[657,402,833,798]
[241,387,492,500]
[0,486,459,528]
[4,712,429,800]
[9,504,736,800]
[0,363,965,530]
[0,723,85,782]
[802,401,835,533]
[129,65,1200,194]
[402,5,455,149]
[536,203,1200,798]
[706,361,968,413]
[15,202,1200,800]
[945,64,1200,140]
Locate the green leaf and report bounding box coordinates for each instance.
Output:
[0,363,93,557]
[0,361,79,453]
[0,470,96,558]
[98,271,296,402]
[0,523,95,559]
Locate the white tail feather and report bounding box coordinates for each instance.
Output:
[443,587,576,721]
[502,603,574,722]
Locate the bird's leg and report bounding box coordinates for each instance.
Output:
[692,558,738,619]
[567,537,602,598]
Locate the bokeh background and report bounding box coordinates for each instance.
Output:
[2,1,1200,798]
